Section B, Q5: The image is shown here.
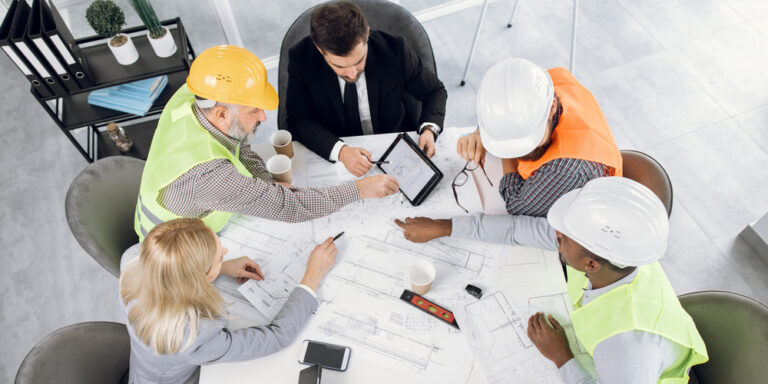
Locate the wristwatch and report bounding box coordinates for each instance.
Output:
[418,124,441,140]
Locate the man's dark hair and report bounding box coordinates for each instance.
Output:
[584,247,636,275]
[310,1,369,56]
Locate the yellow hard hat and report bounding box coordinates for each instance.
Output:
[186,45,278,110]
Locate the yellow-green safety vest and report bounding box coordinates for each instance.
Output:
[134,85,251,241]
[565,263,708,384]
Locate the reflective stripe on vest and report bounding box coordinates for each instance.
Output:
[517,68,623,179]
[565,264,708,383]
[133,85,251,241]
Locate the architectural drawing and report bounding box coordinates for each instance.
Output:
[461,290,565,383]
[237,239,315,319]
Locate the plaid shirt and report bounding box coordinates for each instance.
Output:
[158,105,360,222]
[499,158,609,217]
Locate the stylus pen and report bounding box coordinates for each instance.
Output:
[370,160,390,165]
[333,232,345,241]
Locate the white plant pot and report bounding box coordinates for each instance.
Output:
[148,27,177,58]
[108,34,139,65]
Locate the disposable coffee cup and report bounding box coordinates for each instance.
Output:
[271,130,294,158]
[409,260,436,295]
[267,154,292,184]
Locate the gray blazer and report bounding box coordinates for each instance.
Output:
[119,245,318,383]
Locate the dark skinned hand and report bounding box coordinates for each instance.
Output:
[527,312,574,368]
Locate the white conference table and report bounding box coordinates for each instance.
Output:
[200,129,568,384]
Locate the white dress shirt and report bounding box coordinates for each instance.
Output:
[329,74,440,161]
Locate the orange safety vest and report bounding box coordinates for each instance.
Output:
[516,68,623,179]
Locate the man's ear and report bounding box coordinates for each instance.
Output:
[584,258,602,274]
[550,96,558,115]
[314,43,323,55]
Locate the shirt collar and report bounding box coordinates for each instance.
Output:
[582,268,639,303]
[192,104,240,154]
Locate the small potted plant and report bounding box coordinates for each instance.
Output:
[85,0,138,65]
[128,0,177,58]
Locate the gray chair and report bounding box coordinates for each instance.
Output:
[620,150,673,217]
[277,0,438,132]
[15,322,130,384]
[65,156,145,277]
[679,291,768,383]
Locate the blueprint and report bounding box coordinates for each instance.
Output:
[237,239,316,320]
[457,246,595,383]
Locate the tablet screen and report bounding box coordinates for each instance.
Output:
[380,137,438,200]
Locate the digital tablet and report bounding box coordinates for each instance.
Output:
[377,133,443,206]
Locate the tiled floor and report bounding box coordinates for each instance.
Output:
[1,0,767,382]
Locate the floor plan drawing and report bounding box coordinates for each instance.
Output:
[461,290,566,383]
[237,239,315,319]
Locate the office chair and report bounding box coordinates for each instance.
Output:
[620,150,673,217]
[14,322,130,384]
[679,291,768,383]
[277,0,438,132]
[65,156,144,277]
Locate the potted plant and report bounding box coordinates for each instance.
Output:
[85,0,138,65]
[128,0,177,58]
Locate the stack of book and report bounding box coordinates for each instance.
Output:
[88,75,168,116]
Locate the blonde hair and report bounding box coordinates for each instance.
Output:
[120,218,225,355]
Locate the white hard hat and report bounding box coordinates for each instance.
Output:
[476,58,554,159]
[547,177,669,267]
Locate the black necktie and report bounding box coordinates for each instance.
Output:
[344,81,362,134]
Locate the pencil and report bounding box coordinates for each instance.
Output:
[333,232,345,241]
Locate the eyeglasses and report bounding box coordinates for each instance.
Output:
[452,161,493,213]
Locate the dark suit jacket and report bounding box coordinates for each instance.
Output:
[285,31,447,159]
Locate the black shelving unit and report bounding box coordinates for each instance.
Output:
[33,18,196,162]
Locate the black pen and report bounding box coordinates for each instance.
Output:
[370,160,390,165]
[333,232,345,241]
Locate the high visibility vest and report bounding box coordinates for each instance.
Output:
[517,68,623,179]
[134,85,251,241]
[565,264,708,383]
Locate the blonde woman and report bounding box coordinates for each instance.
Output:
[119,218,336,383]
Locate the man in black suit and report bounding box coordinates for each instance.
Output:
[286,1,448,177]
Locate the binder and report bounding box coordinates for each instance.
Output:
[28,0,79,92]
[9,0,68,97]
[43,0,93,88]
[0,0,52,98]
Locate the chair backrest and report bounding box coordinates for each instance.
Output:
[15,322,130,384]
[620,150,673,217]
[679,291,768,383]
[65,157,145,277]
[277,0,437,131]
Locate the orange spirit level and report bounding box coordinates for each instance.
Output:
[400,289,460,329]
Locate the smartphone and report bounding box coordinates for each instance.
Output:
[298,364,322,384]
[299,340,351,371]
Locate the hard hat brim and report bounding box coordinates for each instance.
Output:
[256,83,279,111]
[547,188,580,238]
[480,120,548,159]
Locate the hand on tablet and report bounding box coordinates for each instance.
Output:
[419,130,436,158]
[355,174,399,199]
[339,146,373,177]
[457,129,486,165]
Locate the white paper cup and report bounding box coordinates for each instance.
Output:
[409,261,436,295]
[266,154,292,183]
[271,130,294,158]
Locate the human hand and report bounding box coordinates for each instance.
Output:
[527,313,574,368]
[276,181,294,188]
[339,146,373,177]
[419,129,436,158]
[221,256,265,284]
[354,174,399,199]
[394,217,452,243]
[300,237,338,291]
[456,129,485,165]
